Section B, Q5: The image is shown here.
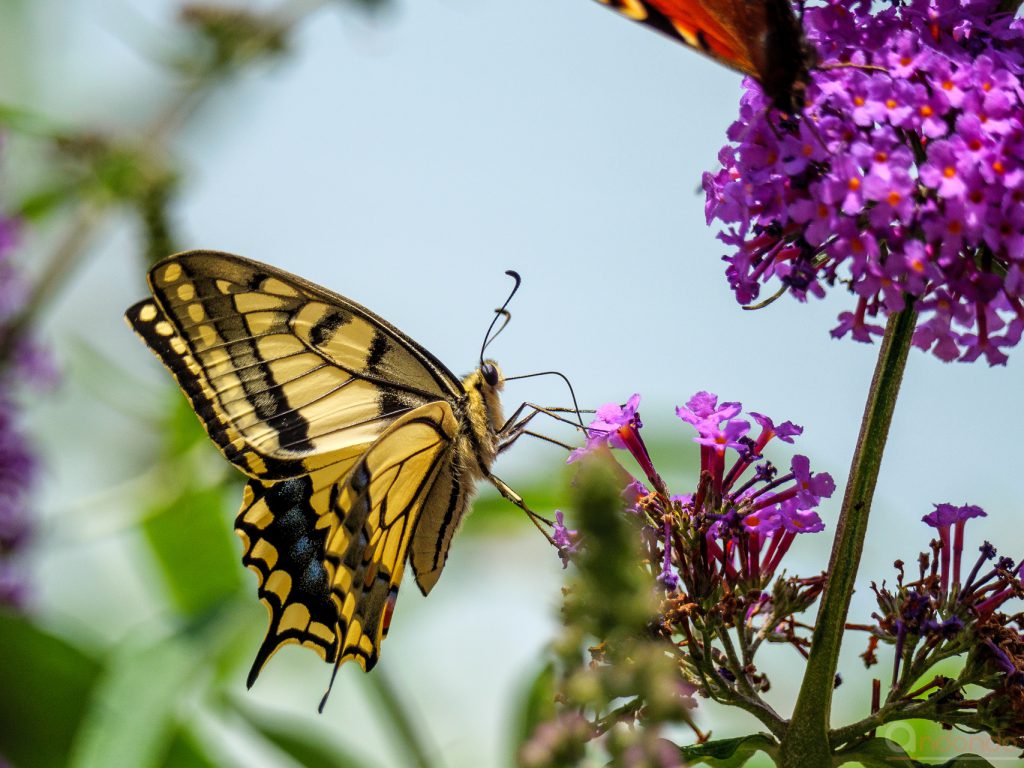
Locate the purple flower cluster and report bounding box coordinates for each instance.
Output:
[867,503,1024,744]
[703,0,1024,365]
[570,392,835,590]
[0,146,45,610]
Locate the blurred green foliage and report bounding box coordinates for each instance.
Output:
[0,613,102,768]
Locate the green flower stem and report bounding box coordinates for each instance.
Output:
[779,304,917,767]
[829,676,964,748]
[678,627,787,738]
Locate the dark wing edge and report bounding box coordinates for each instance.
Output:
[125,298,253,470]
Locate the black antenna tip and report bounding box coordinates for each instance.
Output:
[505,269,521,284]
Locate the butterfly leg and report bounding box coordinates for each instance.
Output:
[486,471,556,544]
[498,403,587,455]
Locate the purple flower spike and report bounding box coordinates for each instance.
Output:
[704,0,1024,365]
[573,392,831,596]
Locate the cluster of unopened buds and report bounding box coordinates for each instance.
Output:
[863,503,1024,746]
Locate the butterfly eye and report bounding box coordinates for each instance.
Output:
[482,363,499,387]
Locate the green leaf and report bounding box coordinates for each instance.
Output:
[68,636,198,768]
[232,702,376,768]
[512,661,557,759]
[0,612,103,768]
[680,733,778,767]
[836,738,998,768]
[141,481,242,618]
[15,183,79,220]
[0,102,62,136]
[161,726,220,768]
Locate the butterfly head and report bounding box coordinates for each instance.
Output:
[465,357,505,429]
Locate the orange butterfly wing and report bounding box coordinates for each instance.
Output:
[647,0,760,74]
[594,0,810,111]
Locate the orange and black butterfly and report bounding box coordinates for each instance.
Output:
[593,0,813,112]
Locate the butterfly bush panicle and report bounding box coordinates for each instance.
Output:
[864,504,1024,746]
[572,392,834,605]
[704,0,1024,365]
[531,393,833,761]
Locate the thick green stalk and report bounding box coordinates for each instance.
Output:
[778,305,917,766]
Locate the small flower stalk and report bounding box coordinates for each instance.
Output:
[704,0,1024,365]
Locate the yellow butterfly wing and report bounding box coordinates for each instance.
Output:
[235,401,463,700]
[125,250,463,480]
[126,251,500,700]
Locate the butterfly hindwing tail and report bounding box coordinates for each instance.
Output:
[236,474,346,688]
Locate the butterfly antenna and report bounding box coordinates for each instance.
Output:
[504,370,586,430]
[479,270,521,365]
[486,308,512,349]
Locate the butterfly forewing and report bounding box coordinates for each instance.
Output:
[127,251,463,480]
[596,0,756,75]
[594,0,810,112]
